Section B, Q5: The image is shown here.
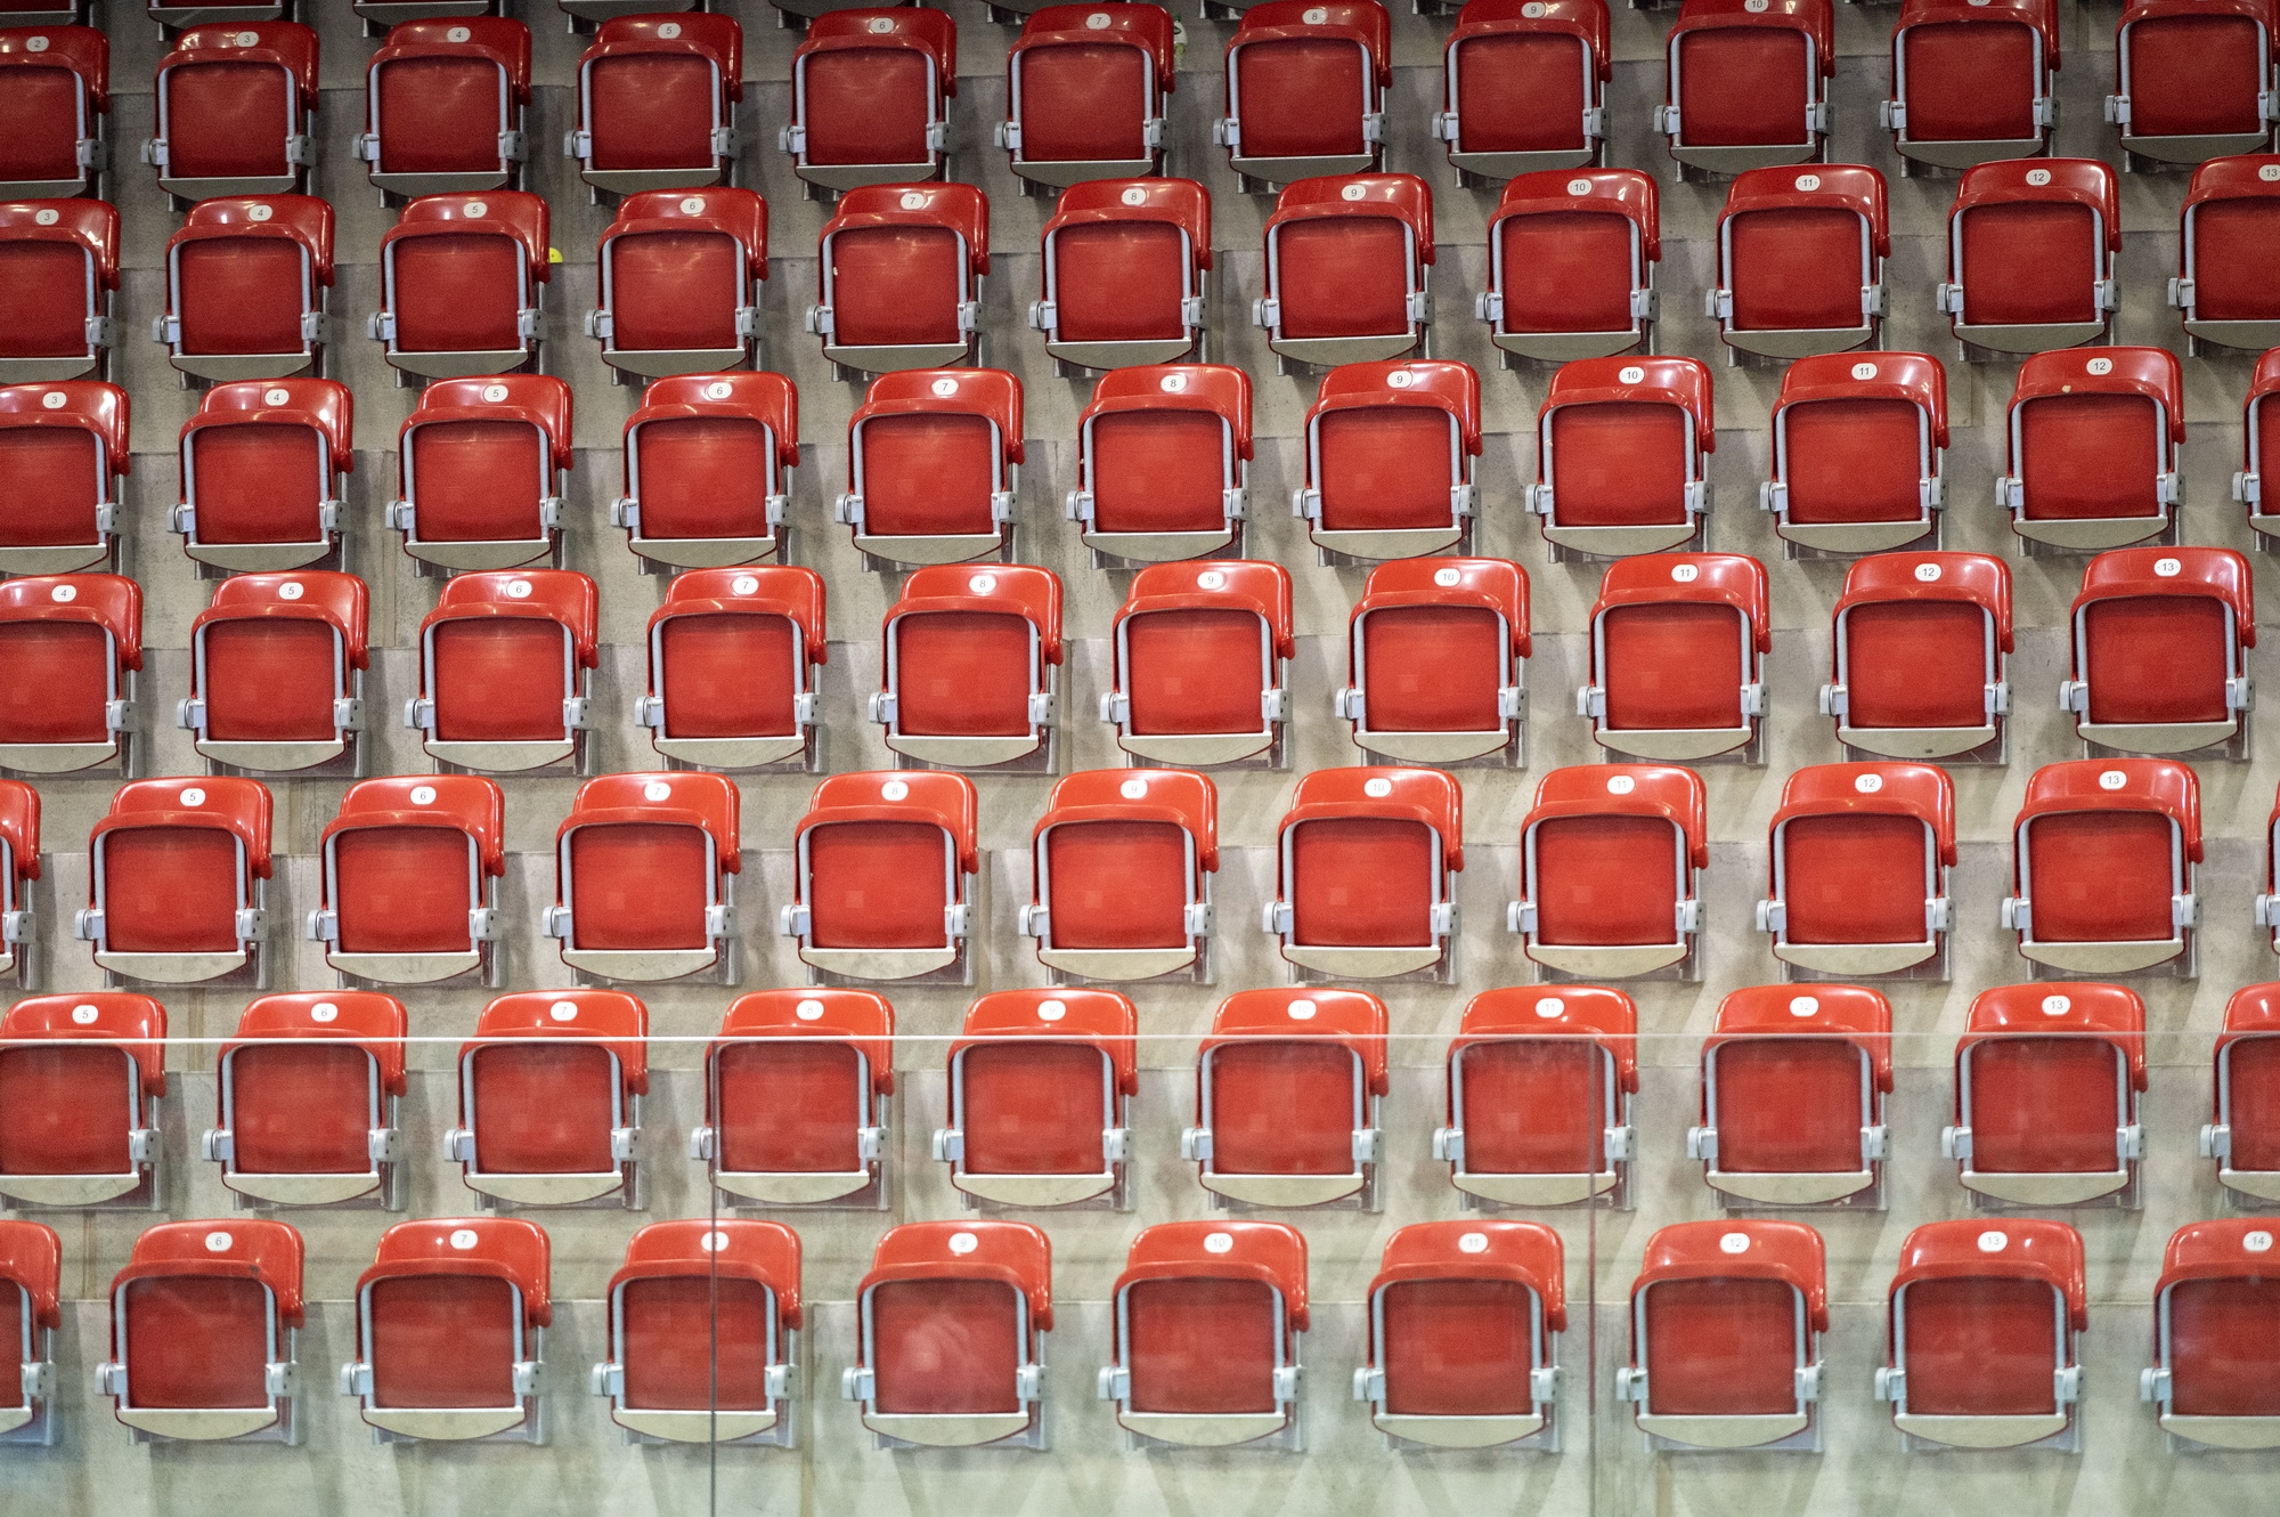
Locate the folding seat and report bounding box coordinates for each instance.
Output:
[1265,768,1462,981]
[144,23,317,202]
[1355,1221,1564,1450]
[1875,1220,2086,1451]
[1937,159,2120,355]
[1100,1221,1306,1448]
[0,573,139,776]
[591,1219,800,1446]
[2144,1219,2280,1449]
[155,195,333,384]
[1102,560,1291,767]
[2001,760,2199,975]
[565,15,742,195]
[1706,165,1888,359]
[2062,547,2253,756]
[1065,363,1250,561]
[405,569,599,774]
[1823,552,2010,761]
[0,992,165,1208]
[1882,0,2060,173]
[1217,1,1391,187]
[1999,347,2184,552]
[0,780,33,987]
[806,183,988,376]
[387,375,569,572]
[77,778,271,987]
[2206,984,2280,1201]
[1656,0,1834,175]
[545,772,739,984]
[0,1220,59,1444]
[2107,0,2280,166]
[1758,763,1956,979]
[96,1221,302,1442]
[872,565,1061,770]
[356,19,532,198]
[1434,0,1609,180]
[1526,357,1713,557]
[2239,348,2280,540]
[836,368,1021,565]
[933,989,1137,1209]
[613,372,798,569]
[1181,986,1388,1208]
[178,572,367,774]
[998,5,1173,189]
[446,990,647,1208]
[781,771,980,983]
[780,8,955,194]
[204,992,406,1208]
[639,565,824,769]
[1687,985,1893,1207]
[371,193,549,380]
[0,25,106,199]
[693,988,894,1206]
[1295,359,1479,561]
[1761,353,1946,555]
[1941,981,2146,1205]
[0,379,129,573]
[0,197,117,382]
[1254,175,1433,369]
[171,378,351,572]
[841,1221,1052,1449]
[341,1217,549,1443]
[1477,168,1658,363]
[309,775,505,987]
[1022,767,1217,983]
[2171,155,2280,355]
[1577,553,1770,762]
[1336,557,1528,766]
[1616,1221,1828,1451]
[1030,177,1209,371]
[589,188,766,381]
[1511,765,1706,980]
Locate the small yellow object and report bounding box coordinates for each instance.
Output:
[548,246,563,264]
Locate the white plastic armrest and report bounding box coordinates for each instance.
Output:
[1686,1125,1717,1161]
[591,1362,624,1397]
[1757,898,1785,933]
[2001,896,2029,932]
[341,1361,373,1397]
[1431,1126,1463,1163]
[1508,899,1536,934]
[842,1365,874,1401]
[203,1128,233,1162]
[444,1128,475,1163]
[931,1127,963,1162]
[1354,1366,1385,1401]
[1874,1365,1903,1402]
[1605,1125,1636,1161]
[1796,1364,1825,1402]
[2054,1365,2082,1404]
[511,1360,541,1396]
[780,903,812,937]
[2105,95,2129,125]
[1941,1125,1972,1160]
[1180,1127,1213,1161]
[1615,1365,1648,1402]
[2142,1366,2171,1402]
[1475,289,1503,323]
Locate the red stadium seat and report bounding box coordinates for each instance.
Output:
[0,26,106,199]
[998,4,1172,188]
[1823,551,2011,760]
[0,573,138,776]
[1688,985,1893,1206]
[836,367,1021,565]
[1435,0,1608,179]
[566,14,741,194]
[1103,559,1291,767]
[205,992,406,1208]
[0,380,128,573]
[614,372,798,568]
[1883,0,2060,172]
[1618,1221,1827,1451]
[591,1219,801,1446]
[1707,164,1887,359]
[1337,556,1528,765]
[546,772,739,984]
[342,1217,548,1443]
[694,988,894,1206]
[1876,1220,2086,1450]
[1512,765,1707,979]
[172,378,352,572]
[1030,177,1209,370]
[357,19,531,198]
[782,770,980,983]
[0,197,117,382]
[639,564,825,769]
[155,194,333,384]
[179,571,368,774]
[309,775,505,987]
[1943,981,2146,1205]
[389,374,570,571]
[1183,986,1388,1208]
[1256,174,1432,367]
[1761,352,1946,554]
[0,1220,59,1444]
[2107,0,2280,166]
[874,564,1061,770]
[1267,767,1461,980]
[1758,763,1955,978]
[843,1221,1052,1449]
[2003,759,2199,974]
[1022,767,1217,983]
[590,188,765,380]
[1218,0,1390,185]
[406,569,598,773]
[1578,553,1769,761]
[1296,359,1479,560]
[1066,363,1250,561]
[97,1220,302,1443]
[1435,984,1637,1205]
[2062,547,2253,756]
[2145,1218,2280,1448]
[446,990,647,1208]
[807,183,988,375]
[1478,168,1658,362]
[781,8,954,194]
[1999,346,2183,550]
[77,778,271,987]
[1101,1221,1306,1448]
[0,780,34,987]
[934,988,1137,1208]
[2171,155,2280,354]
[0,993,164,1207]
[371,192,549,380]
[1528,356,1712,556]
[1938,158,2119,354]
[145,23,317,201]
[1356,1221,1564,1450]
[1657,0,1834,174]
[2211,986,2280,1204]
[2238,348,2280,539]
